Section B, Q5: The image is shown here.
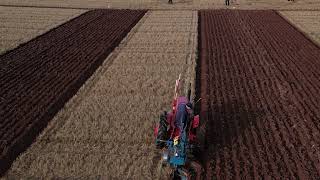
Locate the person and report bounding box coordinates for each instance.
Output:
[225,0,230,6]
[168,0,173,4]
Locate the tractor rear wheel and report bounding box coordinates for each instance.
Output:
[156,111,168,149]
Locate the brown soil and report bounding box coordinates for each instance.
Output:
[0,9,146,176]
[198,10,320,179]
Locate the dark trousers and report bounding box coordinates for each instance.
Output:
[168,0,172,3]
[225,0,230,5]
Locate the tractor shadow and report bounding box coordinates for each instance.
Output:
[197,100,266,174]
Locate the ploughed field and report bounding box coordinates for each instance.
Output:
[0,9,146,176]
[198,10,320,179]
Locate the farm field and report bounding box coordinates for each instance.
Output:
[0,0,320,178]
[279,10,320,45]
[3,10,197,179]
[0,6,86,54]
[0,0,319,10]
[198,10,320,179]
[0,9,146,176]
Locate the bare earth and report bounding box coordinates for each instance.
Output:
[0,6,86,54]
[3,10,197,179]
[199,10,320,179]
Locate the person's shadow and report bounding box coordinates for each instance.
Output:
[196,100,265,176]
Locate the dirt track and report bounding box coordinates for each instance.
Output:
[198,10,320,179]
[0,9,146,176]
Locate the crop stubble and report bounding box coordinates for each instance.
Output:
[198,10,320,179]
[0,9,146,176]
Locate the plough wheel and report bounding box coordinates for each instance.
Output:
[188,161,204,180]
[171,161,204,180]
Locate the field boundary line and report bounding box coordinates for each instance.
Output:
[0,10,91,56]
[276,10,320,48]
[115,11,152,50]
[27,11,150,138]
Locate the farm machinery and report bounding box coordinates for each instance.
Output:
[154,74,204,180]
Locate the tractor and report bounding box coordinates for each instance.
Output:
[154,74,204,180]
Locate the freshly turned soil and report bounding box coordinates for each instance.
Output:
[198,10,320,179]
